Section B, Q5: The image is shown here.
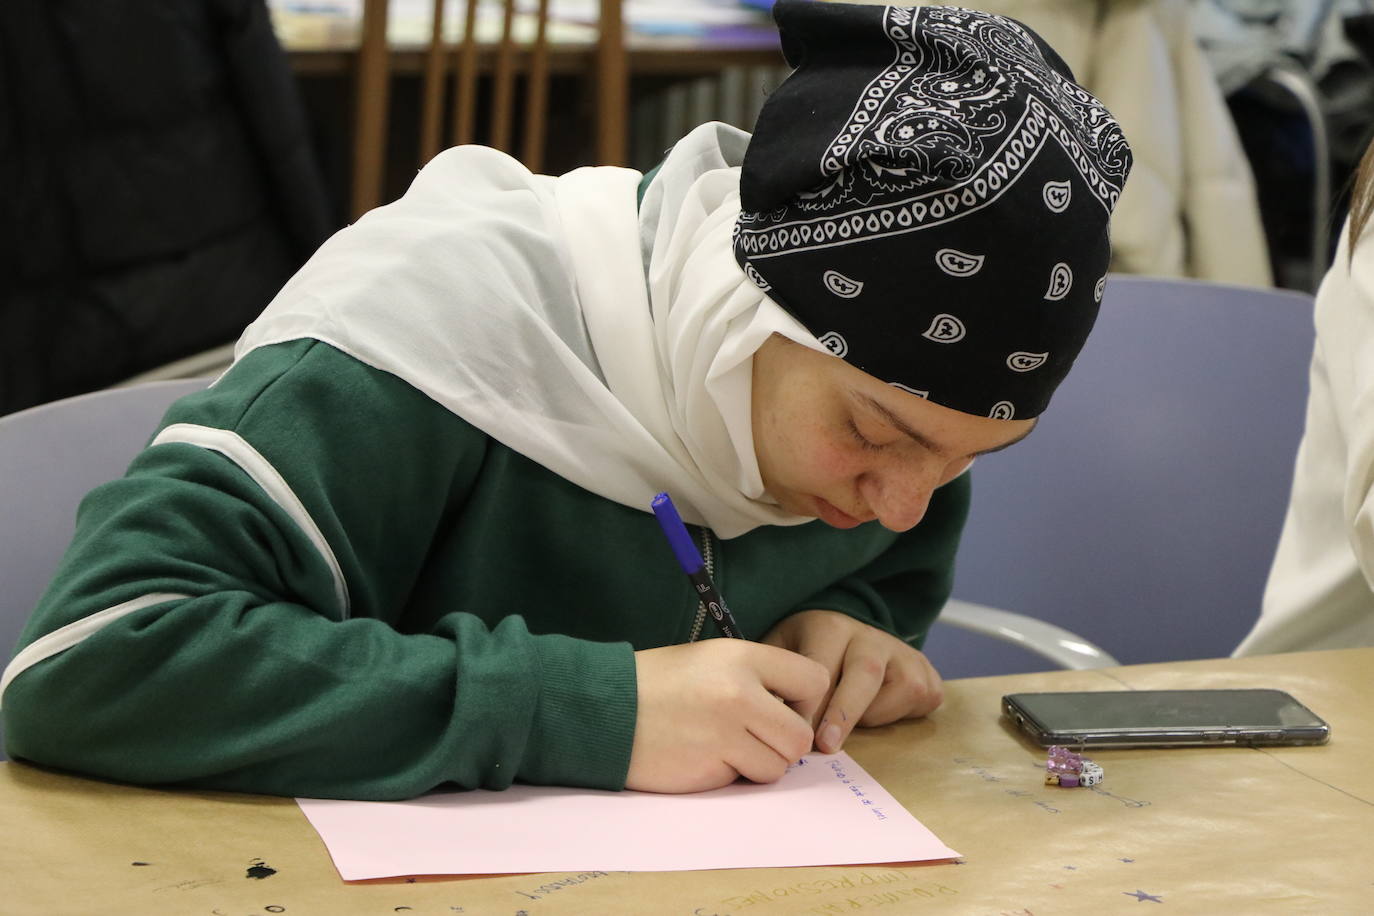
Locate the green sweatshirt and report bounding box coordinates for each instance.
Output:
[1,339,970,800]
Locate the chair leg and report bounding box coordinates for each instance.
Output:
[596,0,627,166]
[351,0,393,219]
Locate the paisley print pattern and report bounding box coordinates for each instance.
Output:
[737,6,1128,258]
[732,1,1132,419]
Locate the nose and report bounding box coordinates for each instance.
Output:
[858,461,939,533]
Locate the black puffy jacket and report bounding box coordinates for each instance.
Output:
[0,0,333,413]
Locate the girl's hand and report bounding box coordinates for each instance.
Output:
[625,640,829,793]
[762,610,943,753]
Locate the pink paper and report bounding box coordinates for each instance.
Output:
[296,752,959,880]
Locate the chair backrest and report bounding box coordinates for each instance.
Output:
[351,0,628,219]
[0,379,211,670]
[924,275,1317,678]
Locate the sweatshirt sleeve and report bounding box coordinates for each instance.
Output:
[795,471,971,648]
[0,340,637,800]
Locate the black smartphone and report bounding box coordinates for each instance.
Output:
[1001,688,1331,749]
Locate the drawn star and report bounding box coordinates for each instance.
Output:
[1124,890,1163,903]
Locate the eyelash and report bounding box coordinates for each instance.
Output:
[847,418,884,452]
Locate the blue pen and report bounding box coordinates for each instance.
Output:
[650,492,745,640]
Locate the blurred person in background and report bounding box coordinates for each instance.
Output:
[1237,138,1374,655]
[0,0,332,414]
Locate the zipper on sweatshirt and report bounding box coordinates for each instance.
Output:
[687,527,716,642]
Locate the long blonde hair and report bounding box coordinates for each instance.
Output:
[1350,140,1374,257]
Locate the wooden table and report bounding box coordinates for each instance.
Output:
[5,648,1371,914]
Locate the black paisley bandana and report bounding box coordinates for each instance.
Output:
[734,0,1132,419]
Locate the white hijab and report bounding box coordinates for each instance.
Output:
[234,122,829,538]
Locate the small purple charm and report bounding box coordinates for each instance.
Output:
[1044,745,1102,788]
[1046,745,1084,774]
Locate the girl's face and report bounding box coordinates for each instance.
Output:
[751,335,1037,532]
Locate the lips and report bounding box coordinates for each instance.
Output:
[814,496,865,529]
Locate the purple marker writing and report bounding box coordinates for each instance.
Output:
[650,492,745,640]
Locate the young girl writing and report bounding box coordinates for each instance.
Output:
[1,1,1130,799]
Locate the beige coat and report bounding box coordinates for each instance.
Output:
[844,0,1273,286]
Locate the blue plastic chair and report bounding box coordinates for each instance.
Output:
[926,274,1316,678]
[0,379,212,736]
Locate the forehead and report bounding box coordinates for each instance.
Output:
[853,385,1037,452]
[800,339,1035,444]
[761,334,1035,443]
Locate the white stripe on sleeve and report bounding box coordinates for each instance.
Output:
[150,423,351,618]
[0,592,190,707]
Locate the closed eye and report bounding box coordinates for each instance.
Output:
[846,417,884,452]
